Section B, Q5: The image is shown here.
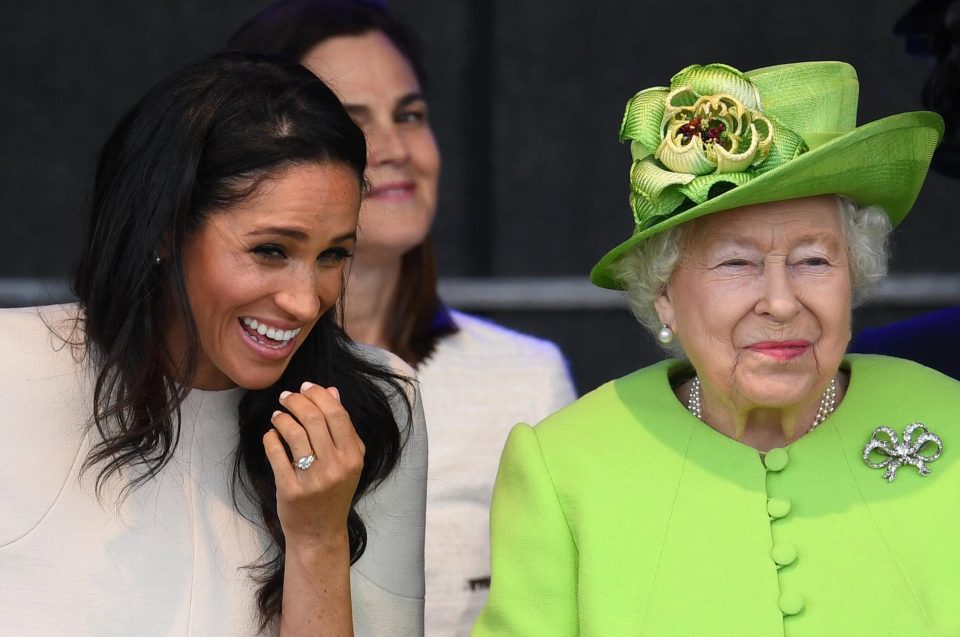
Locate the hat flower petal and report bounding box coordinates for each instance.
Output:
[620,87,670,159]
[620,63,791,230]
[670,63,762,110]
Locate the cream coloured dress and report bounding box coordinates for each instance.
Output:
[0,304,427,636]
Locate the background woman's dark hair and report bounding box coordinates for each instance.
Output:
[72,50,408,628]
[227,0,458,366]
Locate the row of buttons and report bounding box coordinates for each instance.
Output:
[764,447,804,616]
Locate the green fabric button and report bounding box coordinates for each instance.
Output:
[764,448,789,471]
[771,543,797,566]
[767,497,792,518]
[779,592,804,615]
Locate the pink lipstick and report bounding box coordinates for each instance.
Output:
[747,340,811,362]
[367,181,415,201]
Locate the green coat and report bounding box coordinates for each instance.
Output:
[473,355,960,636]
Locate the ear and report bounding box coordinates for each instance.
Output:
[654,285,675,328]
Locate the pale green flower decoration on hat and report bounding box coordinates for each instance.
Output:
[620,63,808,229]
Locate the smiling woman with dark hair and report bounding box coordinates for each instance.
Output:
[0,51,426,636]
[227,2,577,633]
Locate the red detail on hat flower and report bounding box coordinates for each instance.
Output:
[679,117,703,140]
[704,121,726,143]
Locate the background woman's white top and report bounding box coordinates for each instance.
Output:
[419,310,577,635]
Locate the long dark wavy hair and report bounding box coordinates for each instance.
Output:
[72,51,408,628]
[227,0,459,366]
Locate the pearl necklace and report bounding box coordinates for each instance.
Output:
[686,376,837,430]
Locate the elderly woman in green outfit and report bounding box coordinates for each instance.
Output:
[473,62,959,636]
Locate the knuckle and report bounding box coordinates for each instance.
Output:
[329,410,352,429]
[326,458,357,481]
[280,395,309,419]
[282,426,310,448]
[301,411,326,431]
[342,449,365,473]
[347,456,364,475]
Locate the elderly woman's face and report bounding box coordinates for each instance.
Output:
[655,195,851,413]
[172,162,360,390]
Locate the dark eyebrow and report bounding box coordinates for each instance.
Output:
[396,93,425,109]
[246,228,357,244]
[332,231,358,244]
[343,92,425,118]
[247,227,308,240]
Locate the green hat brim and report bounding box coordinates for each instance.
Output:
[590,110,944,290]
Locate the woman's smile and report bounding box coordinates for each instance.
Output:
[746,340,812,362]
[238,316,302,358]
[366,180,417,202]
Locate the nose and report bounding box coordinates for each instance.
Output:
[754,262,801,321]
[367,121,409,166]
[274,273,324,322]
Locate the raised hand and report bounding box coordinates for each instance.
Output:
[263,381,365,635]
[264,381,365,546]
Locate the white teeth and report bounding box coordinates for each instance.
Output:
[241,317,301,343]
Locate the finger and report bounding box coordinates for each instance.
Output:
[299,382,363,452]
[328,387,364,456]
[263,428,297,487]
[280,389,335,456]
[271,403,316,462]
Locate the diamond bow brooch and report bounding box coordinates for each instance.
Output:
[862,423,943,482]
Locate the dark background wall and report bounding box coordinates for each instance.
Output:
[2,1,957,393]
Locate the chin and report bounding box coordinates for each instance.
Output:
[227,367,286,391]
[236,379,279,391]
[358,235,429,264]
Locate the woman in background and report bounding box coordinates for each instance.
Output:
[0,52,426,635]
[228,2,577,633]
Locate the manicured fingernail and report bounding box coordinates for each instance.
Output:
[279,391,292,401]
[328,387,340,402]
[301,381,316,392]
[271,410,282,420]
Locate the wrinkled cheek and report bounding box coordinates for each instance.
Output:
[822,309,852,350]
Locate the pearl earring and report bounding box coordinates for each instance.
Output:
[152,252,162,266]
[657,324,674,345]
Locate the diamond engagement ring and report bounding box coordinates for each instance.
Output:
[295,454,316,471]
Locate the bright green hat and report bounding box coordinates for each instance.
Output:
[591,61,944,290]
